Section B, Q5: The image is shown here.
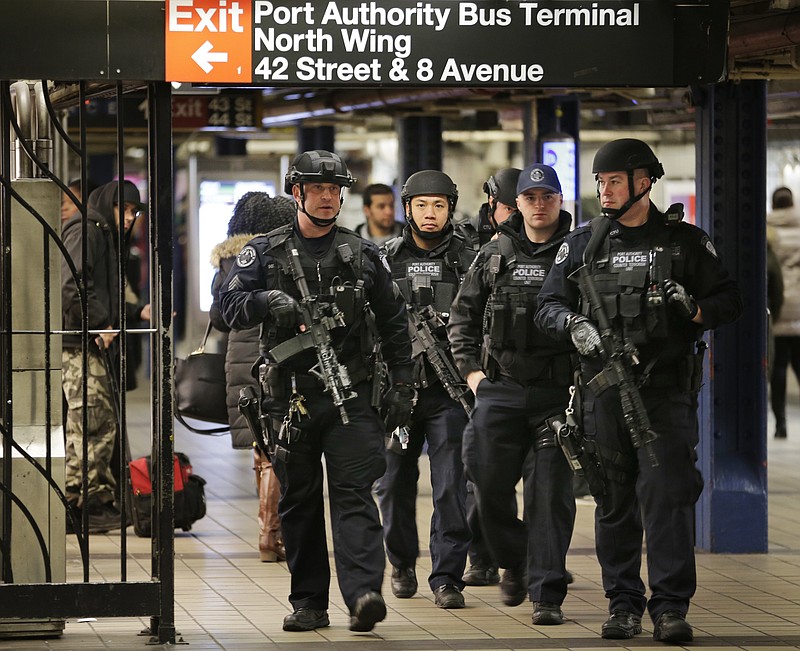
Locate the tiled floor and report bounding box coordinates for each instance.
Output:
[4,389,800,650]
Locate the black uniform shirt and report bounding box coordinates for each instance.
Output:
[219,220,414,384]
[534,205,743,367]
[448,210,572,381]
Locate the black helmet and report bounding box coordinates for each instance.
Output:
[400,170,458,212]
[483,168,521,207]
[592,138,664,180]
[283,149,356,194]
[592,139,663,220]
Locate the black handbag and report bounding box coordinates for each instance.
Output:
[174,320,229,434]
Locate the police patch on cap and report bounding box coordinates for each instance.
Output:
[237,245,256,268]
[555,241,569,264]
[700,236,718,259]
[531,168,545,182]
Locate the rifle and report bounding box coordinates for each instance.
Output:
[268,246,357,424]
[407,302,472,417]
[573,217,659,467]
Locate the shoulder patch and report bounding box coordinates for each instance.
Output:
[236,245,257,268]
[555,241,569,265]
[700,236,718,259]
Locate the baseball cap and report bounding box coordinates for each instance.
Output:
[114,180,146,211]
[516,164,562,195]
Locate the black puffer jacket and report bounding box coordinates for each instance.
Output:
[210,233,261,449]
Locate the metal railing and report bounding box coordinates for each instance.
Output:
[0,80,177,644]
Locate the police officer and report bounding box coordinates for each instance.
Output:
[448,163,576,625]
[461,166,521,586]
[457,168,521,250]
[374,170,474,609]
[219,150,414,633]
[534,139,743,643]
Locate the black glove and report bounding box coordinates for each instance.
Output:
[381,383,416,432]
[664,279,698,320]
[265,290,301,328]
[567,315,602,357]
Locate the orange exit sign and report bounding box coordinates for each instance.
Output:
[166,0,252,83]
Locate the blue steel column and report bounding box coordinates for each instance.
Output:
[694,81,768,553]
[399,116,443,181]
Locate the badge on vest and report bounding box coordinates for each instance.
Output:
[611,251,648,272]
[511,263,547,286]
[406,260,442,280]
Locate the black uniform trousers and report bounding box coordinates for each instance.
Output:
[583,382,703,623]
[269,380,386,613]
[463,375,575,605]
[375,381,470,591]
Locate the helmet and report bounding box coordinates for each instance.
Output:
[592,138,664,180]
[283,150,356,194]
[483,168,521,206]
[400,170,458,212]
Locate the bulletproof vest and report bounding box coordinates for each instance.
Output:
[580,222,673,347]
[388,235,471,317]
[485,235,572,378]
[261,227,366,369]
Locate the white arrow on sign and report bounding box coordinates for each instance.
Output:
[192,40,228,74]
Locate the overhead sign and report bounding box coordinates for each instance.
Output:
[164,1,727,86]
[0,1,728,85]
[166,0,253,82]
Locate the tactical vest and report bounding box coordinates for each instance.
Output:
[485,235,573,382]
[580,220,674,347]
[387,234,471,316]
[260,226,367,371]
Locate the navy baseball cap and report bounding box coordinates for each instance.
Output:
[516,164,562,195]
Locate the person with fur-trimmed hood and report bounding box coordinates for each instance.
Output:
[209,191,296,562]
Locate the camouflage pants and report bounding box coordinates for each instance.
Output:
[62,348,117,507]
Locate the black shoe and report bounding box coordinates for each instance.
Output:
[499,567,527,607]
[433,584,465,609]
[282,608,330,632]
[462,562,500,586]
[565,570,575,585]
[390,566,417,598]
[349,591,386,632]
[87,503,121,534]
[532,602,564,625]
[653,610,693,643]
[601,610,643,639]
[775,422,787,438]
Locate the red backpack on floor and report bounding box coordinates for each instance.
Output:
[128,452,207,537]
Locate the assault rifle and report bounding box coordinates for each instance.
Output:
[268,247,357,424]
[574,217,659,467]
[408,302,472,417]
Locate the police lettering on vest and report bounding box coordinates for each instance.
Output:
[511,263,548,286]
[611,251,648,270]
[406,260,443,280]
